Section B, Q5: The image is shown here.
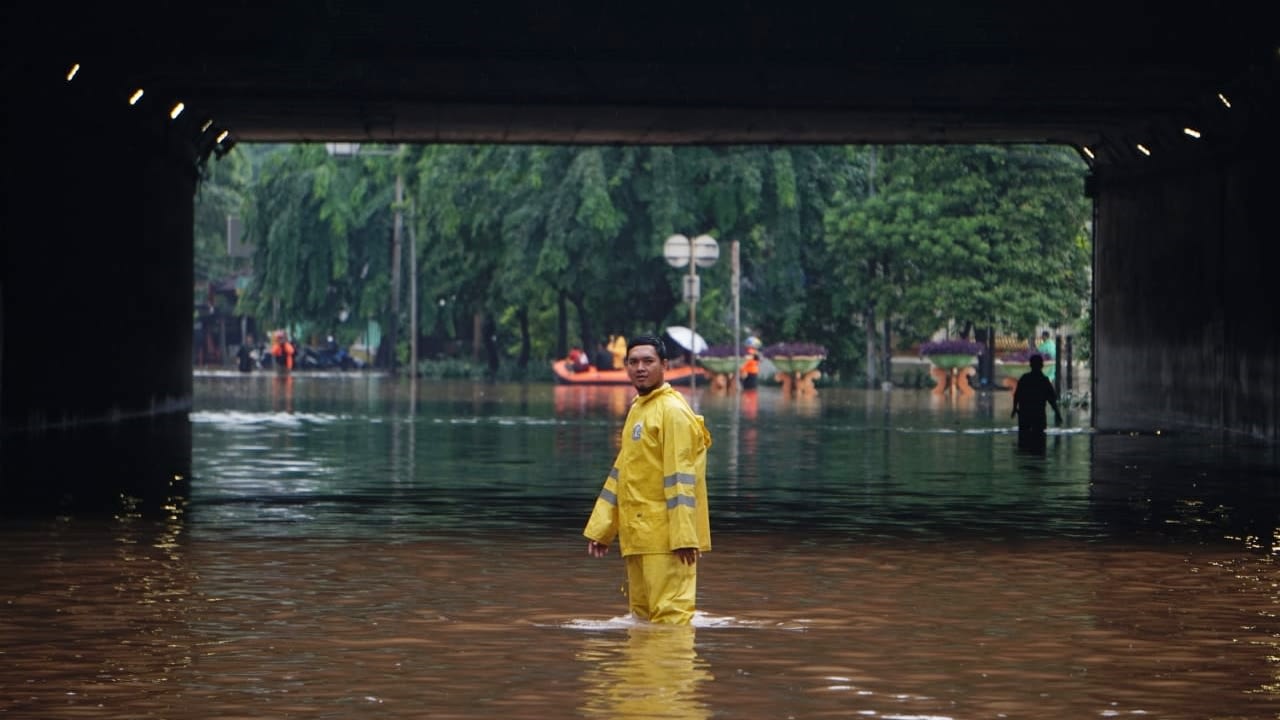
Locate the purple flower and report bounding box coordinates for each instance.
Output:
[762,342,827,358]
[999,348,1035,362]
[919,339,984,357]
[700,344,741,358]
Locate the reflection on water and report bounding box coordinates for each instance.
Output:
[579,625,712,720]
[3,376,1280,719]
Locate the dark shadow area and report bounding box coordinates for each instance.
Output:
[0,417,191,517]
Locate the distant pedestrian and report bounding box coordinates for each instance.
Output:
[1011,353,1062,448]
[1036,331,1057,382]
[739,346,760,390]
[608,333,628,370]
[236,334,255,373]
[271,331,295,374]
[593,341,615,371]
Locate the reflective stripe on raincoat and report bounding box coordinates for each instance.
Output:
[584,383,712,555]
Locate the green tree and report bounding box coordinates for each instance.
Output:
[824,144,1091,384]
[193,147,252,298]
[243,144,398,347]
[234,141,1089,382]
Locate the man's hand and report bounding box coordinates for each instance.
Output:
[673,547,700,566]
[586,540,610,558]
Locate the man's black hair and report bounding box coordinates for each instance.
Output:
[627,335,668,360]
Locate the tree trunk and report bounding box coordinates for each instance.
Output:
[483,313,499,376]
[517,307,530,370]
[974,325,995,388]
[557,292,568,359]
[865,304,878,388]
[570,293,594,352]
[866,149,880,389]
[882,317,892,386]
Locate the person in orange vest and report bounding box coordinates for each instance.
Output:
[271,331,295,374]
[740,346,760,390]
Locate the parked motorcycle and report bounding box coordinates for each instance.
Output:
[297,338,364,371]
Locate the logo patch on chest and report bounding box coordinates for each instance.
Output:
[631,422,643,440]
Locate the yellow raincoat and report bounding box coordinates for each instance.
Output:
[607,335,628,372]
[584,383,712,623]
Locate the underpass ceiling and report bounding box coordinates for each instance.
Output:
[11,2,1278,161]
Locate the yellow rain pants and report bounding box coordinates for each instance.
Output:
[625,553,697,624]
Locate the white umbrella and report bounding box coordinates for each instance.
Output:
[664,326,708,354]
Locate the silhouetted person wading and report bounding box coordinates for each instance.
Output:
[1011,353,1062,448]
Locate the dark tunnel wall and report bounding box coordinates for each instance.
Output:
[1093,138,1279,442]
[1,65,194,510]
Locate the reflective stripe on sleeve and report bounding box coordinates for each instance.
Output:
[663,473,696,489]
[609,467,619,479]
[666,495,697,509]
[598,487,617,505]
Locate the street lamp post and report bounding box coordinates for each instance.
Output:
[664,234,720,390]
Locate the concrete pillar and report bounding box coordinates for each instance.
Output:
[1093,137,1279,442]
[2,60,195,511]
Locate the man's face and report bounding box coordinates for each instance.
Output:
[625,344,667,394]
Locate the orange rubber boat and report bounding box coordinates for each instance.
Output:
[551,360,706,385]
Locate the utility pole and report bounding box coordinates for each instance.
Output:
[732,240,741,389]
[389,171,403,373]
[408,199,418,377]
[866,147,878,389]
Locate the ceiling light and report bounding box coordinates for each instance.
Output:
[66,63,80,81]
[1217,92,1232,109]
[169,102,185,120]
[1081,146,1095,160]
[1183,127,1201,139]
[1136,143,1151,156]
[128,88,144,105]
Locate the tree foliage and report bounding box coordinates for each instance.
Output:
[196,141,1090,380]
[824,145,1090,368]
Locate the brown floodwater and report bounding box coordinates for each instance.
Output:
[4,375,1280,719]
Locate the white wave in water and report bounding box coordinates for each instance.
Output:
[428,416,566,427]
[894,425,1091,436]
[190,410,344,429]
[559,612,807,631]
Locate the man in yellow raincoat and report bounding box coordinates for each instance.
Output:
[584,335,712,624]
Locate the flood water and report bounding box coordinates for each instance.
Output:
[5,373,1280,719]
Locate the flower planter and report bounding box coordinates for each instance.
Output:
[996,361,1030,379]
[761,344,827,397]
[697,357,741,375]
[770,356,823,375]
[925,353,978,370]
[768,356,824,396]
[923,354,977,396]
[697,356,742,392]
[995,361,1030,391]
